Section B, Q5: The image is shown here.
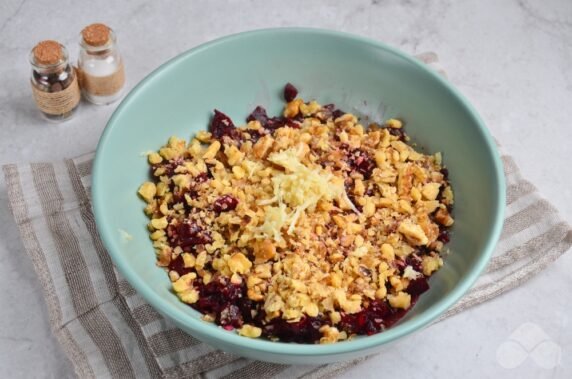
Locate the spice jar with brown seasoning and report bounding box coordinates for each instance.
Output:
[30,40,81,122]
[78,23,126,105]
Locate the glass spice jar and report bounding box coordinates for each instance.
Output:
[29,40,80,122]
[77,23,126,105]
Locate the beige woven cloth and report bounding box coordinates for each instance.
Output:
[3,54,571,378]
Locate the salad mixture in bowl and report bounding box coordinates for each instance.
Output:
[138,83,454,344]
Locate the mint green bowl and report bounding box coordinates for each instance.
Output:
[93,28,505,364]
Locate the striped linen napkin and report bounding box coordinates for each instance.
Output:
[3,54,571,378]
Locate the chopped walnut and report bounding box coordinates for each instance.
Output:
[434,207,454,227]
[238,324,262,338]
[228,252,252,274]
[138,182,156,203]
[252,135,274,159]
[398,220,429,246]
[253,239,276,263]
[387,291,411,309]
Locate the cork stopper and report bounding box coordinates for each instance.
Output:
[33,40,63,65]
[82,23,111,47]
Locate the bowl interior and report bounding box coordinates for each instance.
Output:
[93,28,504,363]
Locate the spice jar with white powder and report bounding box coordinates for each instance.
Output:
[78,23,125,105]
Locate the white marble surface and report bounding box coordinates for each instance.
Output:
[0,0,571,378]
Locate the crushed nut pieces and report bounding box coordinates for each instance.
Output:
[138,83,454,344]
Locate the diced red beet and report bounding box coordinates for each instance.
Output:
[339,300,388,335]
[167,254,194,276]
[167,219,212,251]
[332,109,345,119]
[284,83,298,102]
[320,104,346,121]
[437,229,450,243]
[405,254,423,273]
[440,168,449,180]
[246,106,269,125]
[393,259,407,272]
[388,127,406,141]
[219,304,243,328]
[213,195,239,213]
[382,299,416,328]
[246,105,289,131]
[190,278,249,329]
[338,297,420,337]
[246,128,265,143]
[210,109,241,141]
[265,116,287,131]
[237,297,256,324]
[172,189,198,206]
[195,172,209,183]
[151,158,184,177]
[348,149,376,179]
[263,316,324,343]
[406,277,430,296]
[284,118,301,129]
